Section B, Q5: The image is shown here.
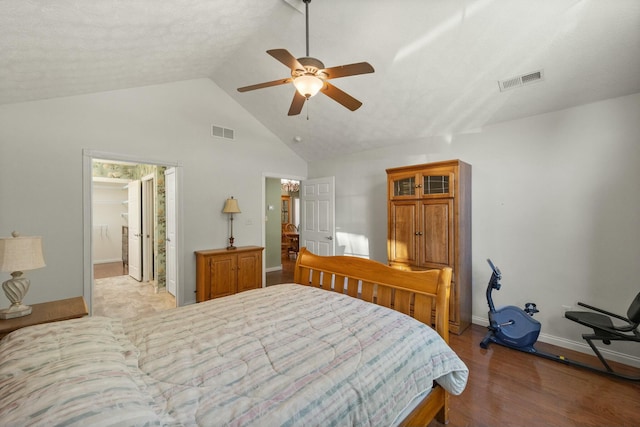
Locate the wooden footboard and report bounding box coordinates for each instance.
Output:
[293,247,453,425]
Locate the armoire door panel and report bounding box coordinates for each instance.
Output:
[420,200,454,268]
[389,202,417,264]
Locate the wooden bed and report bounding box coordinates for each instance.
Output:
[0,248,467,426]
[293,247,454,425]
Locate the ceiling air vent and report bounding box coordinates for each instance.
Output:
[212,125,235,140]
[498,70,544,92]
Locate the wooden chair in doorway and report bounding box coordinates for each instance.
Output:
[282,223,299,258]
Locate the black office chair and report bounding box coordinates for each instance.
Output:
[565,291,640,380]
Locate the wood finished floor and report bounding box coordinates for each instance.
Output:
[429,324,639,427]
[94,261,128,279]
[99,258,639,426]
[266,253,296,286]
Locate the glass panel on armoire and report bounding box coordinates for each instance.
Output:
[393,177,415,197]
[423,175,449,195]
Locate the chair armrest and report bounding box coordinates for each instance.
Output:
[577,302,630,322]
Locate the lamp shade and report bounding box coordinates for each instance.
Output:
[293,75,324,98]
[222,197,241,214]
[0,234,46,272]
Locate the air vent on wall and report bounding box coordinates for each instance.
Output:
[212,125,235,140]
[498,70,544,92]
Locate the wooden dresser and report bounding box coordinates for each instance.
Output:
[386,160,472,334]
[195,246,264,302]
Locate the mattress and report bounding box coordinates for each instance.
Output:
[0,283,468,426]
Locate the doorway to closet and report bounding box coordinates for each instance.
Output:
[83,151,180,318]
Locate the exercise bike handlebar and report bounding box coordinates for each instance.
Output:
[486,259,502,313]
[487,259,501,279]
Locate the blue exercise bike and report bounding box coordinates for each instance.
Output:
[481,258,640,381]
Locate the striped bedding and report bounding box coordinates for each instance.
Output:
[0,284,468,426]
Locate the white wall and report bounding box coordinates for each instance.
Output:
[309,92,640,363]
[0,78,307,306]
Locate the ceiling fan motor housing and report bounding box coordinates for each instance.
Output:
[293,57,326,79]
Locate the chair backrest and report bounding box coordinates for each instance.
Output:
[627,291,640,325]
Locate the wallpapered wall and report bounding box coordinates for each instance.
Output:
[92,161,167,290]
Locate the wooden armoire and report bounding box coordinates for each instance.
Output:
[386,160,471,334]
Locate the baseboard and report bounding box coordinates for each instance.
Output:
[265,265,283,273]
[93,259,122,264]
[472,315,640,368]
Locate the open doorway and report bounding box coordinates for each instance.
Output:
[280,179,300,260]
[83,150,181,317]
[264,176,301,286]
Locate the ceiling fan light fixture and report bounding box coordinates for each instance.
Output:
[293,75,323,98]
[236,0,374,115]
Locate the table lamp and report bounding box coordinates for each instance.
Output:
[0,232,46,319]
[222,197,241,250]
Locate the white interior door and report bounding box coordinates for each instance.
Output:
[165,168,177,297]
[300,176,335,256]
[128,180,142,281]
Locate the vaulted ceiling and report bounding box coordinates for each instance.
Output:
[1,0,639,161]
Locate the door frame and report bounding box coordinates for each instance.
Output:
[164,167,177,297]
[141,174,155,283]
[82,149,184,314]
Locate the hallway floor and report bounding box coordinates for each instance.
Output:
[266,254,295,286]
[93,262,175,319]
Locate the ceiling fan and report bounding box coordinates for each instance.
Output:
[237,0,374,116]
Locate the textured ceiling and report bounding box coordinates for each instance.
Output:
[1,0,639,161]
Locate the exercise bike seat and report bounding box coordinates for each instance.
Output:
[565,311,615,336]
[563,291,640,380]
[565,291,640,341]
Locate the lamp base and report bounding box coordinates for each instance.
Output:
[0,304,32,319]
[1,274,32,319]
[227,236,236,250]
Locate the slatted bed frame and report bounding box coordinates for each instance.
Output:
[293,247,454,425]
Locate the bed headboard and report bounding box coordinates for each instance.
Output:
[293,247,452,343]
